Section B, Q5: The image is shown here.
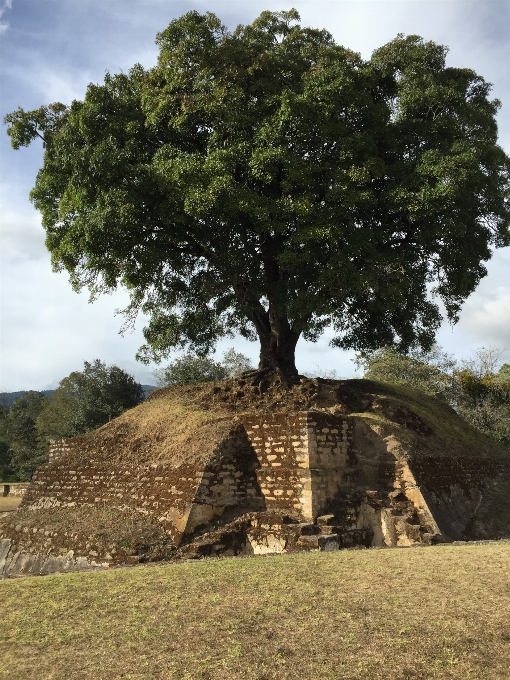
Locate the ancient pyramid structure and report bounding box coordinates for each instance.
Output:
[2,377,510,577]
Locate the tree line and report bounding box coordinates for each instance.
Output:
[0,360,145,482]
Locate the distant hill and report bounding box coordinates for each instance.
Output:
[0,386,157,408]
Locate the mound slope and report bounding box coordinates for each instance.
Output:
[1,377,510,577]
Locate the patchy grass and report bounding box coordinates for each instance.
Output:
[362,380,509,459]
[0,496,22,512]
[0,506,175,564]
[58,396,233,468]
[1,543,510,679]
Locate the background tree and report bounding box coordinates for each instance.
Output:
[6,393,48,481]
[499,364,510,379]
[357,345,457,401]
[359,346,510,447]
[154,348,253,386]
[35,388,80,441]
[153,353,227,387]
[37,360,144,439]
[0,404,16,482]
[5,10,510,384]
[221,348,254,378]
[454,349,510,446]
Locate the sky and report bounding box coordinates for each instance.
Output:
[1,0,509,391]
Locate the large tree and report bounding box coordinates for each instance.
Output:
[5,10,510,384]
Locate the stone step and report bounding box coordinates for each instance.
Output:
[297,533,339,551]
[338,529,374,548]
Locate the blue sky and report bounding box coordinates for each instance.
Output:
[1,0,509,390]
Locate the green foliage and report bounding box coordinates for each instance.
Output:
[499,363,510,379]
[154,354,227,386]
[5,393,48,481]
[357,345,457,401]
[221,348,254,378]
[37,360,145,438]
[5,11,510,377]
[360,345,510,447]
[455,377,510,447]
[0,404,17,482]
[454,349,510,446]
[35,389,79,441]
[154,348,254,386]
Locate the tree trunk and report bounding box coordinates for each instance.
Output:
[253,309,300,387]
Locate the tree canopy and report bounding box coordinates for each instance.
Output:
[37,359,145,438]
[153,348,254,386]
[5,9,510,383]
[4,393,48,481]
[0,361,144,481]
[357,345,457,401]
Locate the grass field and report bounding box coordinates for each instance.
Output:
[0,496,22,512]
[1,543,509,679]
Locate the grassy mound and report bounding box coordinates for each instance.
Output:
[1,543,510,679]
[50,396,234,468]
[3,376,508,571]
[43,376,508,470]
[144,376,509,461]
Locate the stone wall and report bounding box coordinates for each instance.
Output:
[7,408,510,574]
[241,412,312,518]
[240,412,355,521]
[21,411,443,550]
[48,439,73,463]
[410,455,510,541]
[23,412,367,548]
[2,483,29,497]
[24,423,265,545]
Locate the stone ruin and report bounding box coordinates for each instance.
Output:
[1,378,510,577]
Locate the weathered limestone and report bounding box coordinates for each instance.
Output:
[2,483,29,497]
[0,538,109,577]
[2,391,510,576]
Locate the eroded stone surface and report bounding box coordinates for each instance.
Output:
[0,538,109,578]
[2,380,510,576]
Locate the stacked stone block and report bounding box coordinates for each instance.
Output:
[13,408,509,567]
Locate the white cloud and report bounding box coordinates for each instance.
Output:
[0,256,158,391]
[459,287,510,348]
[0,208,46,263]
[0,0,12,34]
[436,248,510,357]
[4,61,94,106]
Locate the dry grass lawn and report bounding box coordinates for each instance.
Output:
[1,543,510,679]
[0,496,22,512]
